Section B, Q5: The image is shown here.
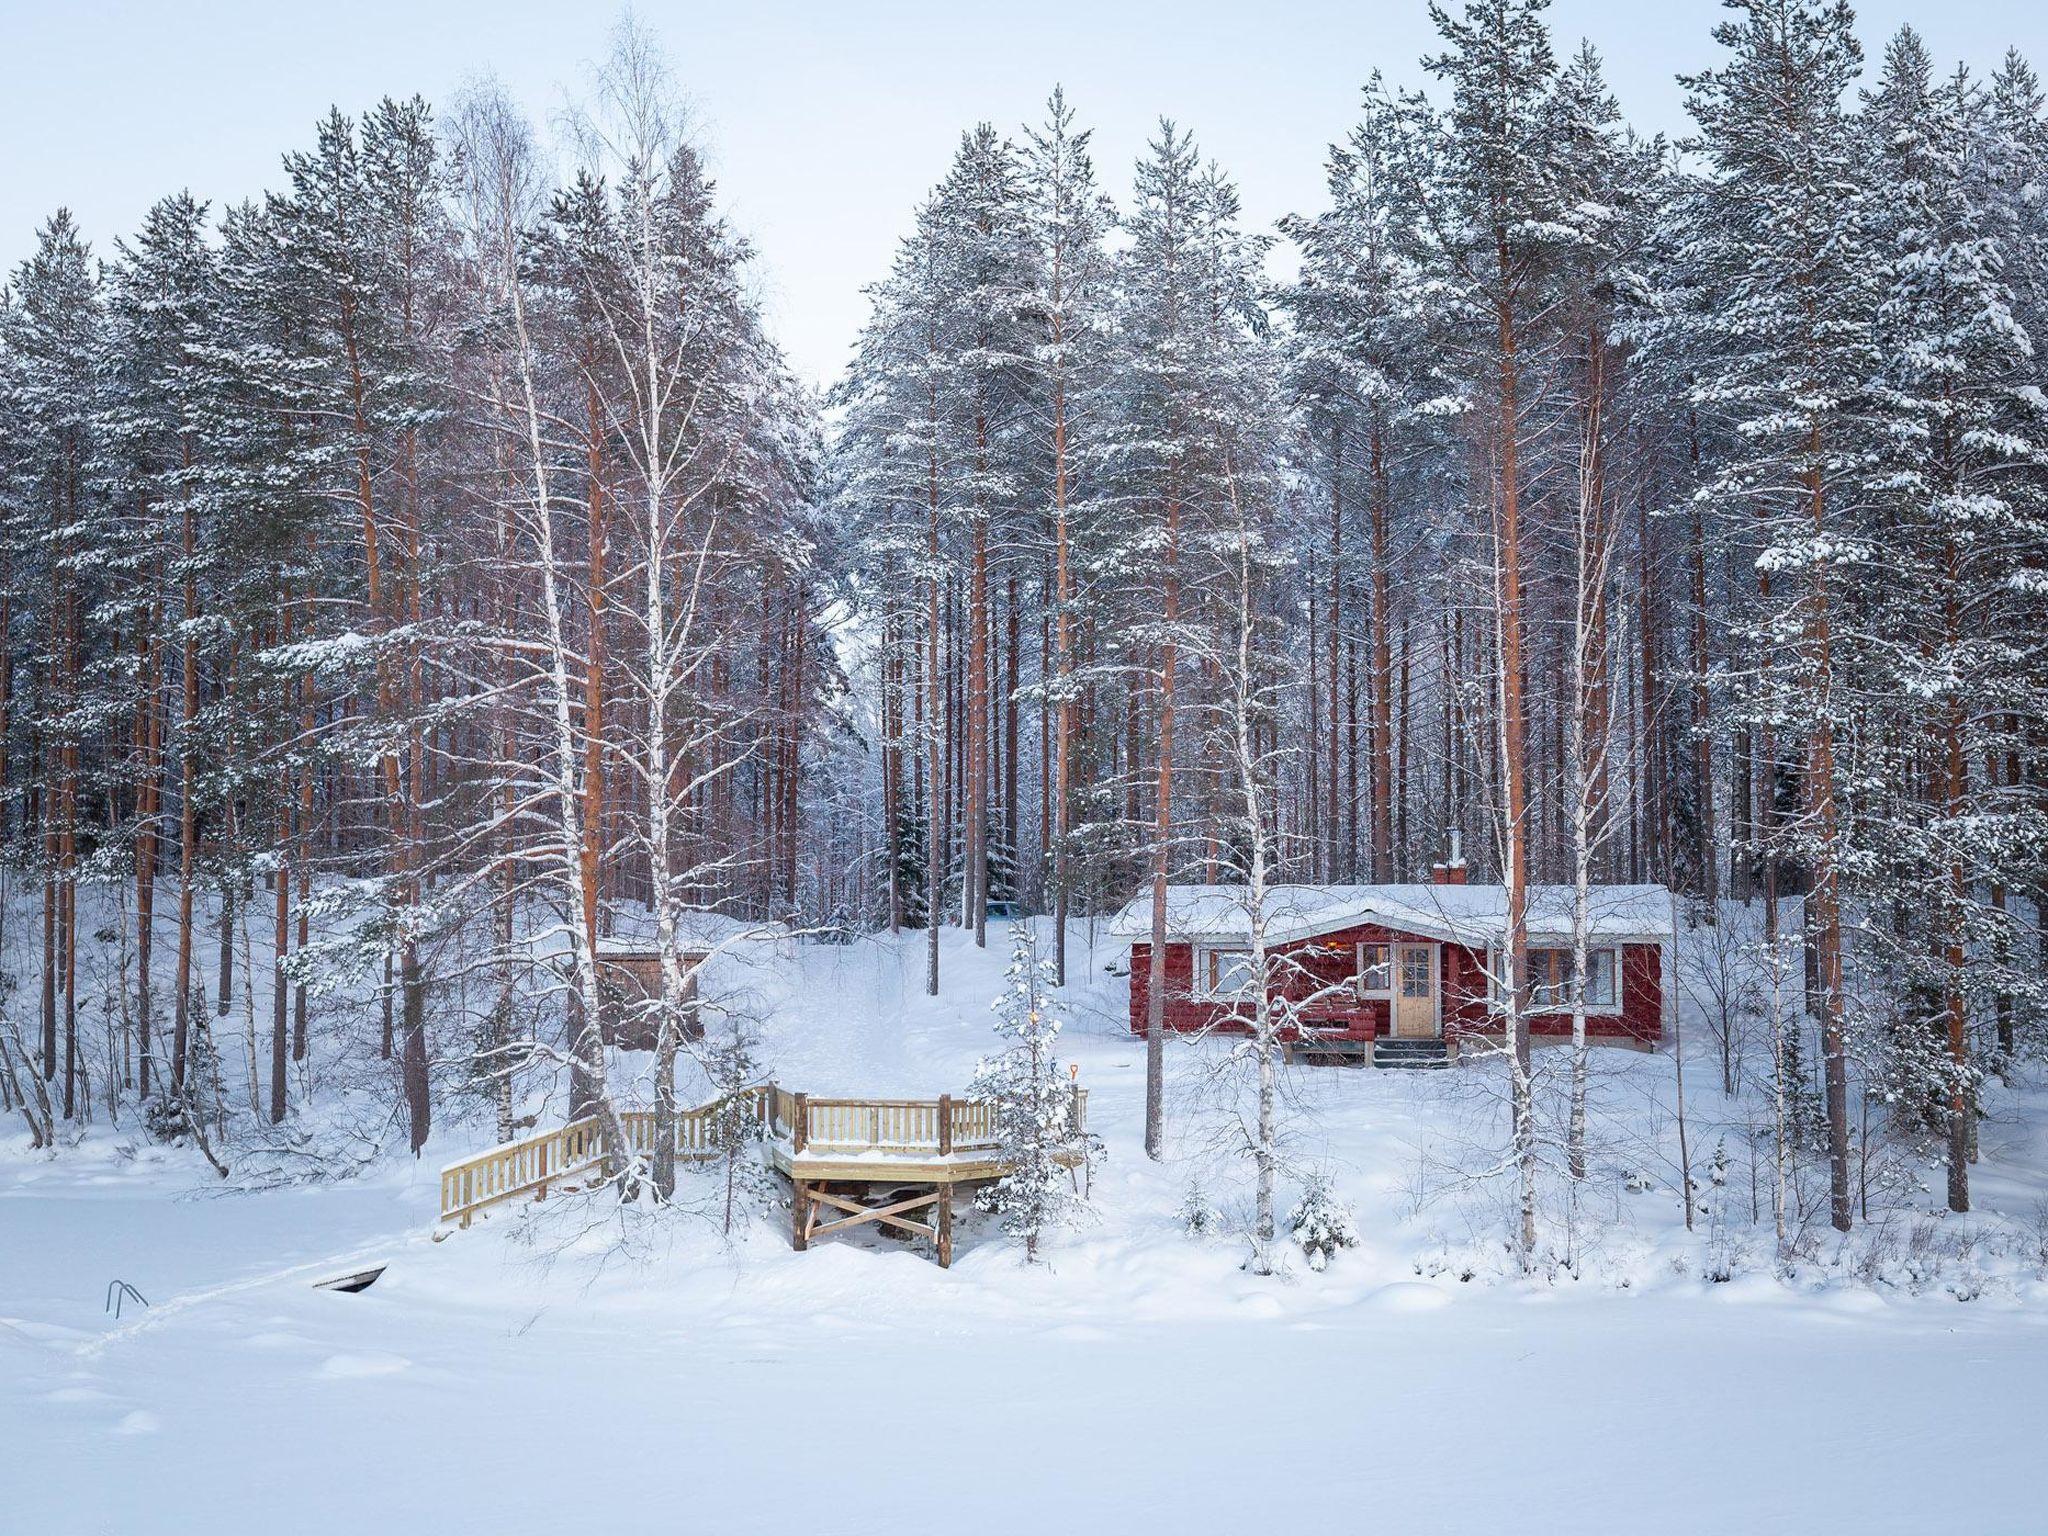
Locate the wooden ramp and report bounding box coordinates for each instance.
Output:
[438,1082,1089,1268]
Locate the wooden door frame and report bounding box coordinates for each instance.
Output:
[1393,941,1440,1038]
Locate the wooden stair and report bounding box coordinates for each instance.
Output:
[1373,1038,1451,1070]
[1284,1034,1373,1065]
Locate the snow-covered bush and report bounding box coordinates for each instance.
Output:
[141,1093,189,1145]
[1178,1181,1221,1238]
[1289,1175,1358,1272]
[970,925,1097,1261]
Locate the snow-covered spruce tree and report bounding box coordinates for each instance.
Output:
[1289,1174,1360,1272]
[970,923,1093,1260]
[1178,1180,1221,1237]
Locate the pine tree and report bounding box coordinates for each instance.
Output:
[1,210,104,1122]
[836,200,959,996]
[1280,74,1431,887]
[1020,88,1115,983]
[98,192,219,1106]
[1680,0,1875,1232]
[1858,31,2048,1211]
[1395,0,1577,1267]
[930,126,1039,949]
[1102,120,1273,1161]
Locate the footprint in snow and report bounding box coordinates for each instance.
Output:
[46,1385,112,1404]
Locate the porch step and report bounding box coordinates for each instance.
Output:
[1373,1038,1451,1070]
[1285,1035,1374,1066]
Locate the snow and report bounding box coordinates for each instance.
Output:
[6,917,2048,1534]
[595,906,792,953]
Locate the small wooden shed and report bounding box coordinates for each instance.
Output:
[595,944,706,1051]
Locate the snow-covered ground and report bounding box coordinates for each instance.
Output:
[6,919,2047,1534]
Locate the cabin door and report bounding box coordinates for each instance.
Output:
[1393,943,1439,1038]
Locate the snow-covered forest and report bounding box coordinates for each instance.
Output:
[4,1,2048,1527]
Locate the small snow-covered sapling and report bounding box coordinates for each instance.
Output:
[1178,1180,1221,1238]
[1289,1175,1359,1272]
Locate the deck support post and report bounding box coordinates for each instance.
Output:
[937,1183,953,1268]
[792,1179,809,1251]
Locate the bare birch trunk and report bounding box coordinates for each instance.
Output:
[1492,277,1537,1270]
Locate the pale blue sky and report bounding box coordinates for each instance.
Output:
[3,0,2040,388]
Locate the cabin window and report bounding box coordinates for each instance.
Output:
[1355,942,1392,998]
[1197,946,1256,1001]
[1520,947,1619,1011]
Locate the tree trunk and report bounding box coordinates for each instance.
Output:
[1327,419,1343,882]
[1144,488,1181,1163]
[1688,437,1718,911]
[1052,367,1073,984]
[1369,412,1395,881]
[1801,445,1853,1235]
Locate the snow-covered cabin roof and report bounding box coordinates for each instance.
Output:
[1108,882,1676,949]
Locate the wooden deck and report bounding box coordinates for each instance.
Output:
[438,1081,1089,1266]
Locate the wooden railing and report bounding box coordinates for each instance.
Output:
[440,1114,608,1226]
[439,1082,1088,1225]
[780,1088,1084,1158]
[439,1086,772,1226]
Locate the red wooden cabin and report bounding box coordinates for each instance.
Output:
[1109,865,1673,1059]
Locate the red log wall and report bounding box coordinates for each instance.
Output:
[1128,922,1663,1046]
